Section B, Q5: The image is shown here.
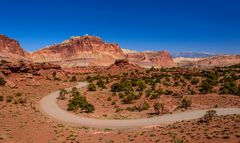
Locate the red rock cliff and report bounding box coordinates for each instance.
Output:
[30,35,125,67]
[126,51,175,68]
[0,34,26,61]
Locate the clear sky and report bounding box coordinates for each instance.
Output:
[0,0,240,54]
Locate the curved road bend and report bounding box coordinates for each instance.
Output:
[39,82,240,129]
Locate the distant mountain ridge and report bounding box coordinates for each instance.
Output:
[1,34,239,69]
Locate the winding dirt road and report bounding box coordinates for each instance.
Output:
[39,82,240,129]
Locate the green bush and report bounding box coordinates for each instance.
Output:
[69,76,77,82]
[6,96,13,102]
[149,92,159,99]
[88,83,96,91]
[219,77,239,95]
[143,101,150,110]
[0,59,9,65]
[0,96,3,102]
[111,100,116,105]
[191,78,199,85]
[198,110,217,123]
[58,88,67,100]
[96,79,106,89]
[71,87,78,94]
[199,79,214,94]
[84,103,95,113]
[53,77,61,81]
[52,71,57,77]
[67,92,95,113]
[111,79,133,92]
[179,98,191,109]
[126,101,149,112]
[165,89,173,95]
[136,80,146,91]
[16,92,22,97]
[107,96,112,101]
[121,91,139,104]
[0,77,6,86]
[153,102,164,114]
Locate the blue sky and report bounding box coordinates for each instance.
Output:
[0,0,240,54]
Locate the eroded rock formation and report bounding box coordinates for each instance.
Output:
[0,34,26,61]
[30,35,125,67]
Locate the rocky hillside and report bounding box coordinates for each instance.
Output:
[175,55,240,68]
[0,34,176,68]
[0,34,26,61]
[126,51,175,68]
[106,59,142,74]
[30,35,125,67]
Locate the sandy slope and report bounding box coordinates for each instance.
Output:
[39,82,240,129]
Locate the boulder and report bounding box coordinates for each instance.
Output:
[6,80,17,88]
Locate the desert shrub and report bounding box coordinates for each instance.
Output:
[115,107,121,113]
[111,79,133,92]
[173,74,181,80]
[67,92,95,113]
[172,92,181,97]
[127,101,149,112]
[53,77,61,81]
[126,106,138,112]
[111,100,116,105]
[160,68,167,72]
[0,96,3,101]
[190,90,196,95]
[145,89,152,98]
[156,88,163,95]
[198,110,217,123]
[84,103,95,113]
[165,89,173,95]
[71,87,78,94]
[143,101,150,110]
[183,74,192,80]
[173,81,179,87]
[58,88,67,100]
[112,92,117,96]
[121,91,139,104]
[130,79,138,87]
[118,92,124,98]
[96,79,106,89]
[201,71,219,83]
[0,77,6,86]
[179,98,191,109]
[52,71,57,77]
[163,81,171,86]
[191,78,199,85]
[16,92,22,97]
[153,102,164,114]
[0,59,9,65]
[88,83,96,91]
[6,96,13,102]
[237,86,240,96]
[165,77,170,82]
[69,76,77,82]
[136,80,146,91]
[219,76,239,95]
[107,96,112,101]
[149,92,159,99]
[15,98,27,104]
[199,79,214,94]
[86,76,94,82]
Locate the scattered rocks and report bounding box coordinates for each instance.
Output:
[6,80,17,88]
[26,79,40,87]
